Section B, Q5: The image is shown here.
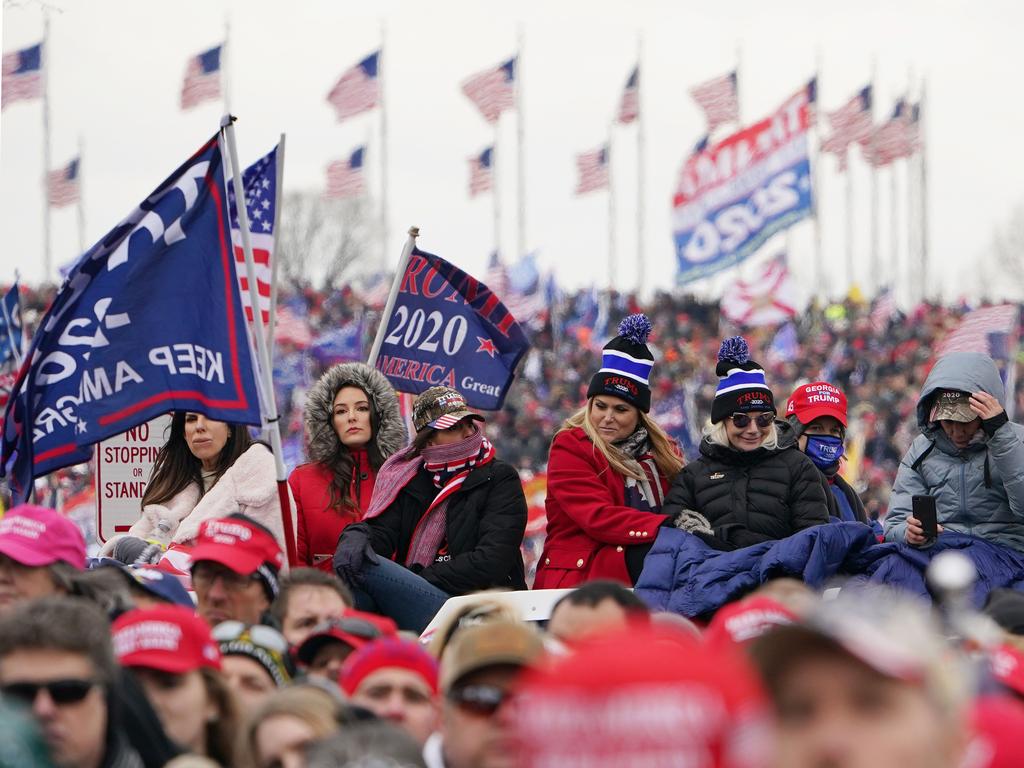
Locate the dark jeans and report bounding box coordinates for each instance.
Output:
[352,556,452,633]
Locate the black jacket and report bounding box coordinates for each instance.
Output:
[364,460,528,594]
[777,420,868,525]
[663,438,830,549]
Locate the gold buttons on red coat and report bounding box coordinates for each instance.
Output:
[576,558,584,568]
[629,531,636,537]
[544,558,550,565]
[615,546,624,553]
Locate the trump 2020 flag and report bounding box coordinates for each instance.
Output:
[376,248,530,410]
[1,134,262,502]
[0,282,23,364]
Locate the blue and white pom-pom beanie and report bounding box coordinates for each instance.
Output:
[711,336,775,423]
[587,314,654,412]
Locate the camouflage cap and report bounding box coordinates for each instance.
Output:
[412,386,484,433]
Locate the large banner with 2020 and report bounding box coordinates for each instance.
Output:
[673,81,816,284]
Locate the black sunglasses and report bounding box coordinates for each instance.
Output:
[729,413,774,429]
[447,683,510,716]
[1,678,100,706]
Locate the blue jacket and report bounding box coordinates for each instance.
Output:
[635,522,1024,617]
[884,353,1024,553]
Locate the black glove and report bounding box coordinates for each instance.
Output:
[982,410,1009,437]
[333,523,380,584]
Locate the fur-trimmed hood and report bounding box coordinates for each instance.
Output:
[304,362,407,464]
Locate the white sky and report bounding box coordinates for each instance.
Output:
[2,0,1022,306]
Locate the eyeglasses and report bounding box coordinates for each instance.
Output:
[319,616,387,641]
[447,683,511,716]
[1,678,100,706]
[191,563,260,593]
[729,413,775,429]
[212,621,289,654]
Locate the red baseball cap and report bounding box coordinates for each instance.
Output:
[965,696,1024,768]
[515,625,772,768]
[786,381,848,428]
[704,597,799,648]
[112,605,222,674]
[189,516,284,577]
[990,644,1024,699]
[0,504,86,569]
[294,609,398,666]
[339,637,439,696]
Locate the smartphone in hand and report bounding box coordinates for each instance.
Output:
[912,495,938,540]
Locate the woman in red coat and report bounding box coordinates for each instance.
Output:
[288,363,407,570]
[535,315,684,589]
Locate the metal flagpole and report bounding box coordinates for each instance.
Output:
[76,136,86,255]
[635,34,645,299]
[905,69,917,301]
[379,22,390,269]
[811,50,825,301]
[42,15,52,281]
[221,115,296,567]
[869,58,880,291]
[367,227,420,368]
[516,26,526,260]
[222,17,231,113]
[492,141,501,257]
[890,120,900,302]
[918,78,930,302]
[607,130,616,289]
[845,150,855,293]
[267,132,286,361]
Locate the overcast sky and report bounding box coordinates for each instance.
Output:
[2,0,1022,306]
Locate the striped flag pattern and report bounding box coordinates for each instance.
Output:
[228,146,279,325]
[618,66,639,124]
[1,43,42,109]
[325,146,366,199]
[869,288,897,332]
[820,85,873,171]
[47,158,80,207]
[689,71,739,132]
[939,305,1019,356]
[461,57,516,123]
[865,100,920,167]
[468,146,494,196]
[180,45,222,110]
[575,145,609,195]
[326,51,380,122]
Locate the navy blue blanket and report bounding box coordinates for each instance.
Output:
[635,522,1024,618]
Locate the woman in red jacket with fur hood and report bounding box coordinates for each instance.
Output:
[534,315,684,589]
[288,363,407,570]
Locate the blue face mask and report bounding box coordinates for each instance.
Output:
[805,434,844,469]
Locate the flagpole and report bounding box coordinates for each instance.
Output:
[516,26,526,260]
[492,143,501,257]
[845,148,855,293]
[76,136,86,255]
[367,227,419,368]
[267,132,286,361]
[635,34,645,299]
[890,101,900,304]
[607,130,616,290]
[905,67,917,302]
[221,115,296,567]
[811,54,825,302]
[869,58,880,292]
[41,14,52,282]
[222,17,231,114]
[379,22,389,270]
[919,77,930,302]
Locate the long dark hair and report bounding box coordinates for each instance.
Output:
[324,386,386,512]
[141,412,253,508]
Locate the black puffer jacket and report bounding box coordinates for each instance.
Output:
[364,459,528,594]
[663,437,830,549]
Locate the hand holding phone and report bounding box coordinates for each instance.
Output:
[911,495,938,543]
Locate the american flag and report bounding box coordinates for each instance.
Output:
[719,253,799,327]
[468,146,494,197]
[618,66,639,124]
[1,43,42,110]
[939,305,1019,357]
[462,57,516,124]
[326,51,380,122]
[228,146,279,325]
[47,158,80,208]
[820,85,873,172]
[357,272,393,308]
[575,145,609,195]
[689,70,739,132]
[483,252,510,298]
[865,100,919,168]
[325,147,366,199]
[869,288,897,333]
[180,45,221,110]
[274,306,313,349]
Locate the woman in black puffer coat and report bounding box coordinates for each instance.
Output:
[663,337,829,550]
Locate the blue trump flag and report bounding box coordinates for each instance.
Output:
[376,248,530,410]
[2,134,262,502]
[0,282,23,364]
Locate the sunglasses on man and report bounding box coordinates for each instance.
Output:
[447,683,511,717]
[1,678,100,706]
[729,412,775,429]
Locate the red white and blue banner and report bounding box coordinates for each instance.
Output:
[376,248,530,410]
[1,134,262,503]
[673,81,816,285]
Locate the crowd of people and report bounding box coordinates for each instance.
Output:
[3,278,1024,767]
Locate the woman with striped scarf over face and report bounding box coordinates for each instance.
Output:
[333,386,528,632]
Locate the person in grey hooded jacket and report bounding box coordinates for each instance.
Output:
[885,351,1024,552]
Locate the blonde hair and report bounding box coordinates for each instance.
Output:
[559,399,684,481]
[704,418,779,451]
[242,685,342,766]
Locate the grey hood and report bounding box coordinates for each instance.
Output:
[303,362,408,463]
[916,352,1005,430]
